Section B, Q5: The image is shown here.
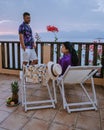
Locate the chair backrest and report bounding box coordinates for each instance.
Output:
[62,66,101,84]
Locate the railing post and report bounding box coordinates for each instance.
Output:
[41,43,44,63]
[12,43,15,69]
[36,42,38,54]
[7,42,10,68]
[101,44,104,78]
[17,43,21,70]
[78,44,82,65]
[0,43,2,71]
[43,43,51,63]
[1,43,5,68]
[93,44,98,65]
[50,44,54,61]
[85,44,89,65]
[57,43,61,63]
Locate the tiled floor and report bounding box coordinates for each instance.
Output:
[0,74,104,130]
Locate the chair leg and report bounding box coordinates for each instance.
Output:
[62,88,66,109]
[23,80,27,112]
[21,77,25,107]
[46,82,55,108]
[58,82,65,109]
[58,80,69,111]
[91,77,97,106]
[53,80,57,103]
[80,83,97,110]
[21,83,24,107]
[61,81,69,110]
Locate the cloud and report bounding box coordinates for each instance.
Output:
[0,31,16,35]
[0,20,12,24]
[0,0,104,39]
[92,0,104,13]
[55,0,69,4]
[60,23,101,32]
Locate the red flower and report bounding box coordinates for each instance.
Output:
[47,25,59,32]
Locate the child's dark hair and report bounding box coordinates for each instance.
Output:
[63,41,79,66]
[23,12,30,17]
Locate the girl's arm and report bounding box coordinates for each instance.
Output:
[61,60,70,75]
[59,57,71,75]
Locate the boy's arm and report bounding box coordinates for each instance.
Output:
[33,41,36,49]
[19,34,26,51]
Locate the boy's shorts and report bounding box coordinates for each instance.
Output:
[22,49,38,62]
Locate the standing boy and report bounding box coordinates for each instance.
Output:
[19,12,38,65]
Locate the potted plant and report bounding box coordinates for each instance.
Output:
[6,81,19,106]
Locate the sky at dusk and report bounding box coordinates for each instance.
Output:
[0,0,104,41]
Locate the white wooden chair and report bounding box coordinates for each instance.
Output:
[21,64,57,111]
[57,66,101,113]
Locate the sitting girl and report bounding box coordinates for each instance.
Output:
[58,42,79,75]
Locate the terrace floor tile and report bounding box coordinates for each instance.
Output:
[0,110,10,123]
[53,110,78,127]
[0,74,103,130]
[48,123,72,130]
[0,113,29,130]
[76,114,101,130]
[33,108,57,122]
[22,118,49,130]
